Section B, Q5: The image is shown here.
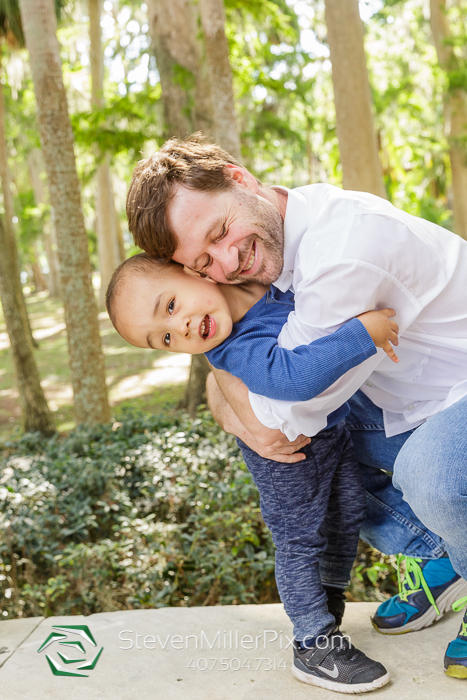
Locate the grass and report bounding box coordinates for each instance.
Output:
[0,290,190,437]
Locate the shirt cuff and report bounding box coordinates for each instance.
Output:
[344,317,377,359]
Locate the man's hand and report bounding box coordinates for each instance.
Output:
[241,427,311,463]
[206,370,310,462]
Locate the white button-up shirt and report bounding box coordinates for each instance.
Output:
[249,184,467,440]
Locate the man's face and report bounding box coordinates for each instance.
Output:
[169,169,285,285]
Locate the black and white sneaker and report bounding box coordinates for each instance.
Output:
[292,631,390,694]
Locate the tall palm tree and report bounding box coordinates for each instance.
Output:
[430,0,467,240]
[147,0,241,415]
[0,216,55,434]
[19,0,110,425]
[89,0,122,309]
[324,0,386,197]
[0,1,54,434]
[0,3,39,345]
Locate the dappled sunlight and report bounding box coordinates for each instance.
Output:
[33,322,66,341]
[108,353,190,403]
[104,346,130,355]
[0,321,66,350]
[0,388,19,400]
[40,380,74,411]
[0,333,10,351]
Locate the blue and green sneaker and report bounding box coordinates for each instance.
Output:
[371,555,467,635]
[445,596,467,679]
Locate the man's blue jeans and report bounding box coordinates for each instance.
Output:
[347,390,467,580]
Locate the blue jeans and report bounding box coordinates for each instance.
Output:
[237,421,366,642]
[347,390,467,579]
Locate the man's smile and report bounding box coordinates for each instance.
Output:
[238,240,260,278]
[243,241,256,272]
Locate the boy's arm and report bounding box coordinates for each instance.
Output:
[208,316,379,401]
[207,368,311,462]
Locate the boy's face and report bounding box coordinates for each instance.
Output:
[115,266,234,354]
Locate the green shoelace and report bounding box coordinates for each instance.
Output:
[452,595,467,637]
[395,554,440,615]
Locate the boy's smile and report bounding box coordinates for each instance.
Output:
[199,314,216,340]
[115,265,234,354]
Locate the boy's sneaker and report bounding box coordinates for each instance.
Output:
[445,596,467,679]
[292,630,390,693]
[371,555,467,635]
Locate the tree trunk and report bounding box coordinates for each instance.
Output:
[31,241,48,292]
[96,152,121,307]
[27,148,61,297]
[19,0,110,425]
[147,0,213,138]
[0,65,38,347]
[89,0,122,308]
[324,0,386,198]
[182,354,210,417]
[430,0,467,240]
[0,217,55,435]
[198,0,241,159]
[42,223,61,296]
[110,175,126,261]
[147,0,215,414]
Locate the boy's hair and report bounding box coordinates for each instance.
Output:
[126,133,254,261]
[105,253,179,329]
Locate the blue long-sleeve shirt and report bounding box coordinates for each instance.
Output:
[205,286,376,428]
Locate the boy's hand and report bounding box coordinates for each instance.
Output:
[356,308,400,363]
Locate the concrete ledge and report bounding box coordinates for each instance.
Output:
[0,603,465,699]
[0,616,43,669]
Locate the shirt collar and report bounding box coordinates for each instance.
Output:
[273,186,310,292]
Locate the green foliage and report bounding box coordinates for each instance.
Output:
[0,0,24,46]
[348,542,398,603]
[70,85,162,158]
[2,0,464,285]
[0,409,399,619]
[447,66,467,93]
[0,410,278,618]
[0,0,67,47]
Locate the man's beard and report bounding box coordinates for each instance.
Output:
[226,189,285,285]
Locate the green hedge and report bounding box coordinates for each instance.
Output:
[0,410,278,618]
[0,409,397,619]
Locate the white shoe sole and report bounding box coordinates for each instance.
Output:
[373,577,467,635]
[291,664,391,694]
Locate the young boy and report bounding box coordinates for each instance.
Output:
[105,253,399,693]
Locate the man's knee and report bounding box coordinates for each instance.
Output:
[393,447,464,536]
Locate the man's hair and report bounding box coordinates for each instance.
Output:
[126,133,248,261]
[105,253,179,329]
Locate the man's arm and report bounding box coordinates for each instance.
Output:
[206,369,311,462]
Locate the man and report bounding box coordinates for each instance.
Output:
[127,135,467,680]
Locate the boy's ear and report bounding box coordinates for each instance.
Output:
[183,266,218,284]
